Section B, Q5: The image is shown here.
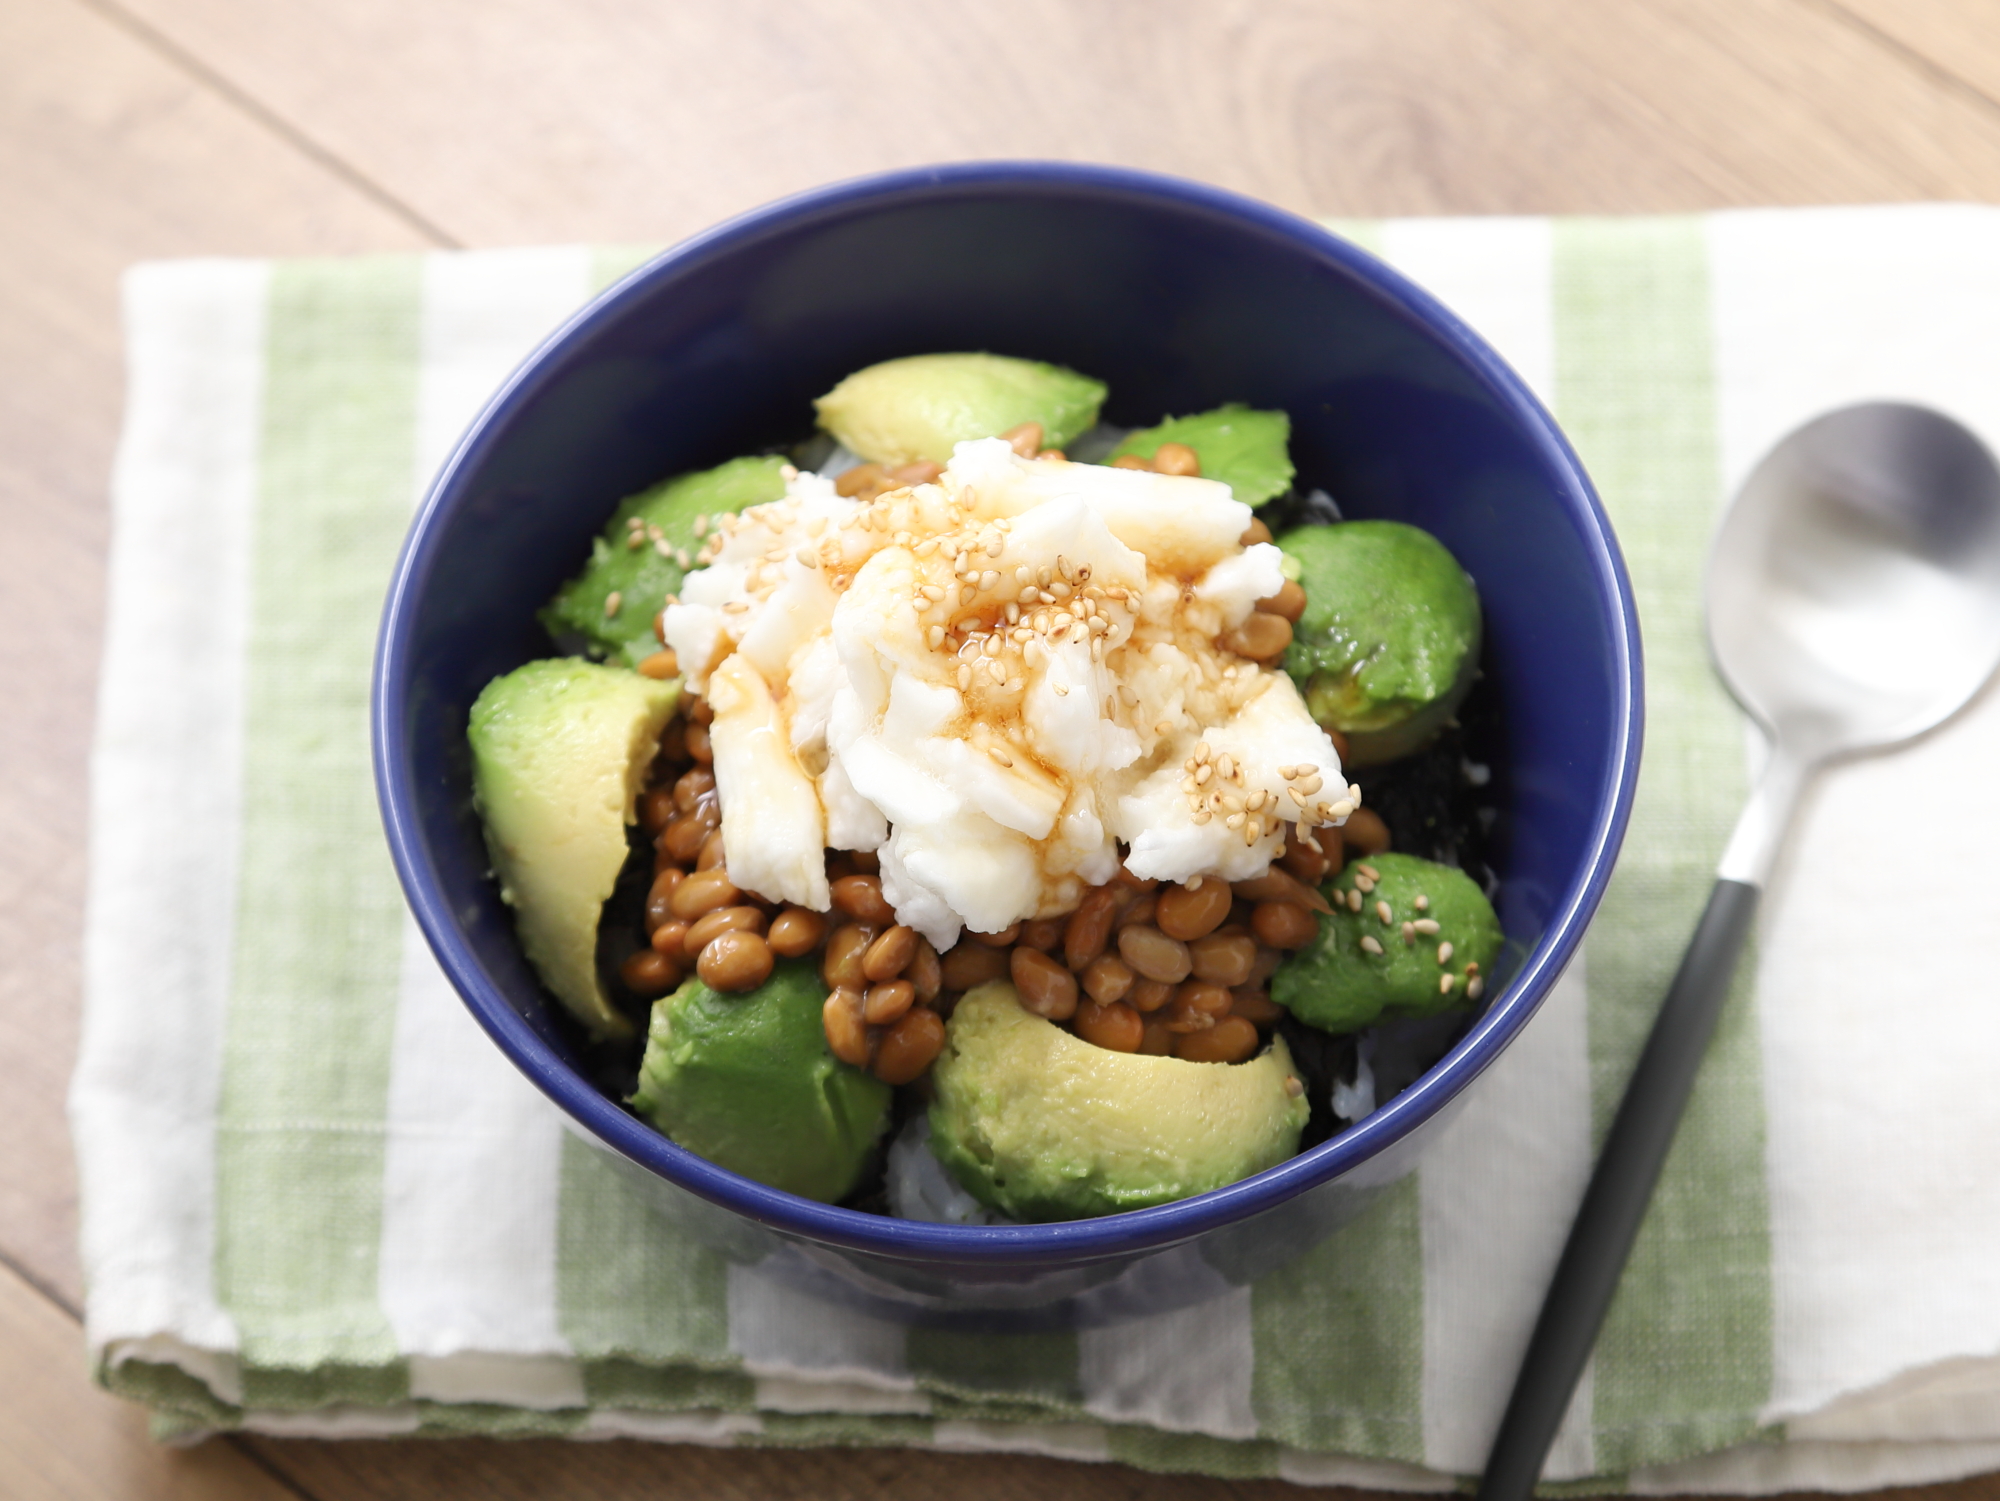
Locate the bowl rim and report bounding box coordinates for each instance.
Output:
[374,159,1642,1267]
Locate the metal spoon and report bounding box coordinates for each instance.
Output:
[1480,403,2000,1499]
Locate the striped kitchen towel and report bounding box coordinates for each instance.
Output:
[71,206,2000,1491]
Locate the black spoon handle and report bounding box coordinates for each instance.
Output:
[1477,878,1761,1501]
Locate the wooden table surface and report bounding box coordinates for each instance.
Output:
[10,0,2000,1496]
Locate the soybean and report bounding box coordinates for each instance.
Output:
[1154,878,1232,942]
[766,906,826,959]
[873,1007,946,1085]
[1074,1000,1144,1053]
[697,930,773,992]
[1117,925,1192,984]
[1010,947,1078,1021]
[1175,1015,1260,1063]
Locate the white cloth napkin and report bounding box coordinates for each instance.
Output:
[68,208,2000,1491]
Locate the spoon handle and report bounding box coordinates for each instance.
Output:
[1477,877,1761,1501]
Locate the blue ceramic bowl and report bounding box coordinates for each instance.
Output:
[374,162,1640,1326]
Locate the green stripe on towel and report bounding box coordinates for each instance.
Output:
[213,256,424,1391]
[907,1326,1083,1410]
[1250,1175,1426,1461]
[1551,217,1773,1471]
[555,1133,744,1393]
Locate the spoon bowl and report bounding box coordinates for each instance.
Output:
[1709,402,2000,764]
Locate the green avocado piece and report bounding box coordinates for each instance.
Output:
[540,455,788,665]
[1277,521,1481,767]
[469,658,680,1038]
[814,353,1107,465]
[1107,404,1294,506]
[1273,852,1502,1034]
[630,960,892,1202]
[928,983,1309,1222]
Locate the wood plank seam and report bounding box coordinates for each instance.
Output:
[0,1239,80,1324]
[225,1436,327,1501]
[66,0,462,250]
[1808,0,2000,127]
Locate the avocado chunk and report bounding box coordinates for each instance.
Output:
[928,983,1309,1222]
[468,658,680,1038]
[1273,852,1501,1034]
[1107,404,1294,506]
[814,353,1107,465]
[1277,521,1481,767]
[630,960,892,1202]
[540,455,788,665]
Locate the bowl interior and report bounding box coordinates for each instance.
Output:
[377,164,1635,1263]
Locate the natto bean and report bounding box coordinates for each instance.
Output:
[697,929,773,991]
[1010,946,1078,1021]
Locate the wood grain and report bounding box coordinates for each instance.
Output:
[0,1255,303,1501]
[90,0,2000,247]
[1821,0,2000,113]
[12,0,2000,1495]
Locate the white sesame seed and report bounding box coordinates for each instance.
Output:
[1347,889,1364,913]
[1413,919,1440,935]
[1360,936,1384,955]
[1285,1076,1304,1098]
[1247,790,1268,812]
[1054,682,1070,697]
[1376,900,1393,924]
[1438,942,1455,965]
[1440,974,1456,996]
[1356,864,1380,882]
[604,591,622,618]
[1415,895,1430,911]
[1467,976,1484,1000]
[987,745,1013,767]
[1224,812,1245,829]
[1195,765,1213,785]
[927,625,945,648]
